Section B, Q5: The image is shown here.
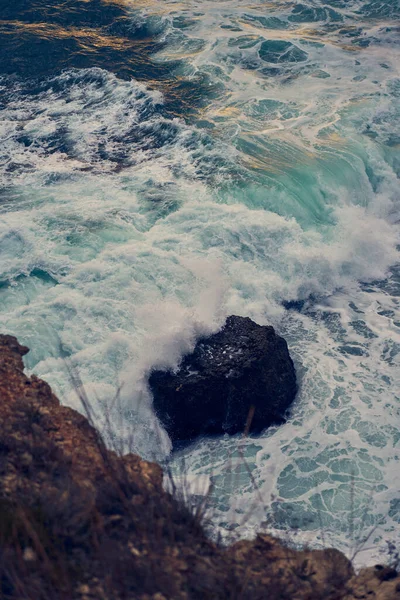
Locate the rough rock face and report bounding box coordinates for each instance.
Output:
[0,334,399,600]
[149,316,297,445]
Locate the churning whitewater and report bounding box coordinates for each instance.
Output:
[0,0,399,564]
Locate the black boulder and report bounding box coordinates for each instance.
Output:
[149,315,297,446]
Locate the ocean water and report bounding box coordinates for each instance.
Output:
[0,0,399,564]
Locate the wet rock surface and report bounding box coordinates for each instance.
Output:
[149,316,297,445]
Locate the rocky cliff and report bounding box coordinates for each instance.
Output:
[0,334,398,600]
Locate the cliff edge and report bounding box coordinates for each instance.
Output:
[0,335,398,599]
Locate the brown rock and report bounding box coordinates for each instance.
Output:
[344,566,400,600]
[0,334,398,600]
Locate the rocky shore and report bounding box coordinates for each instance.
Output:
[0,334,398,599]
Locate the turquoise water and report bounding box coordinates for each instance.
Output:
[0,0,399,564]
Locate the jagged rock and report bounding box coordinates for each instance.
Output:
[0,334,398,600]
[149,316,297,445]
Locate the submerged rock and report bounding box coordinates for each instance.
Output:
[149,315,297,445]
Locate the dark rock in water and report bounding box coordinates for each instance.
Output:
[282,298,308,312]
[282,294,319,313]
[149,315,297,445]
